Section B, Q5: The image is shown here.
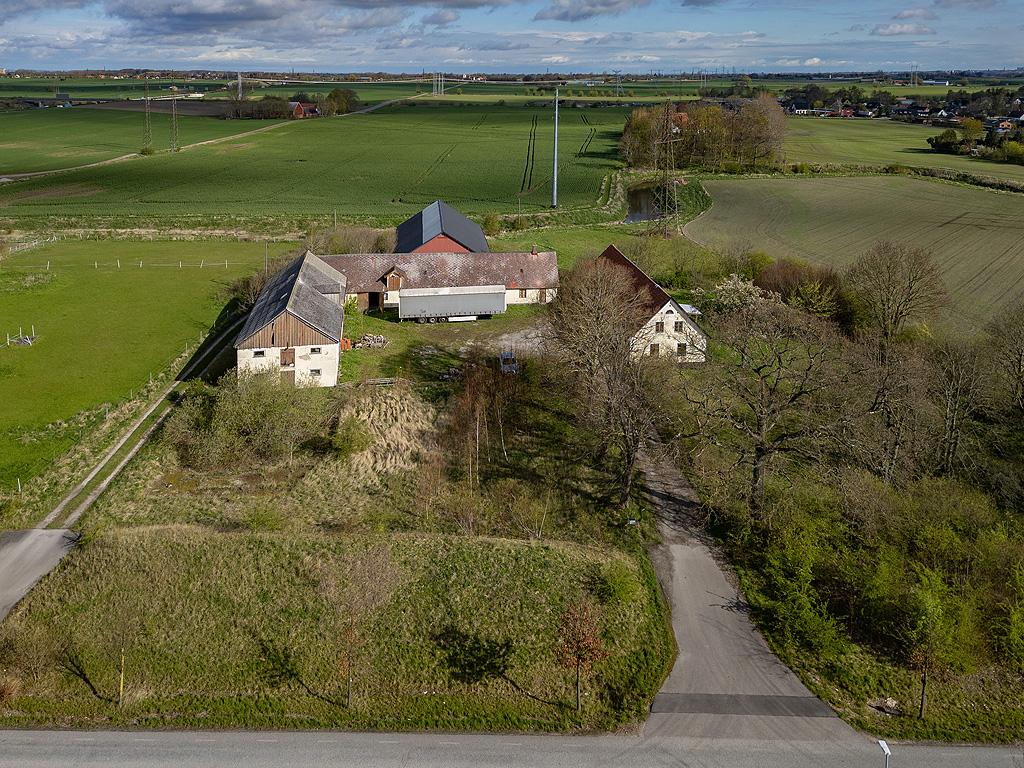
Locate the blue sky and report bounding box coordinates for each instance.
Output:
[1,0,1021,74]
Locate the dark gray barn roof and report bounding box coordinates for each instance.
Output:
[235,251,346,347]
[322,250,558,295]
[395,201,489,254]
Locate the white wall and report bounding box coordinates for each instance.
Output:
[506,287,557,305]
[636,300,707,363]
[236,343,340,387]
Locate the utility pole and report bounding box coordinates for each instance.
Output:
[142,76,152,153]
[551,89,558,208]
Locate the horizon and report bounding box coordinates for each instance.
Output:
[2,0,1022,76]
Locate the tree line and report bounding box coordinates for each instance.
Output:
[619,95,787,172]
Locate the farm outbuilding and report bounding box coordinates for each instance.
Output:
[396,200,489,254]
[322,248,557,315]
[234,252,345,387]
[596,245,707,363]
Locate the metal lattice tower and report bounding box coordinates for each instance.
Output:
[142,77,152,153]
[170,95,179,152]
[612,70,623,97]
[652,101,682,235]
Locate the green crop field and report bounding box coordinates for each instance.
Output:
[0,77,229,101]
[0,239,290,490]
[785,116,1024,182]
[683,175,1024,326]
[0,107,284,174]
[0,104,627,226]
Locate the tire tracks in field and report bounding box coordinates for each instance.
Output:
[520,114,538,193]
[401,113,488,199]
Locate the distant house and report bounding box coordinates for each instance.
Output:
[234,252,345,387]
[395,200,489,254]
[288,101,317,118]
[595,245,707,363]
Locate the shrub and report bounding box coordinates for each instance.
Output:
[588,561,640,605]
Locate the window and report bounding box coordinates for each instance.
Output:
[674,321,685,333]
[677,342,687,357]
[310,347,321,355]
[310,369,321,377]
[655,321,664,333]
[253,350,265,358]
[519,289,528,299]
[649,343,660,356]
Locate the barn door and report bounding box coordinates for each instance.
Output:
[281,369,296,386]
[281,348,295,367]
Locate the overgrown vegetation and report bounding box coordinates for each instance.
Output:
[1,349,672,730]
[668,242,1024,740]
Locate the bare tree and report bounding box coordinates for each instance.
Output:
[846,241,949,347]
[983,300,1024,416]
[318,547,399,708]
[549,255,658,507]
[687,301,847,518]
[930,339,982,475]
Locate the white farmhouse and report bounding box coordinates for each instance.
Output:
[597,245,708,363]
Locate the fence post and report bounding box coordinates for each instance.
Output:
[117,260,120,268]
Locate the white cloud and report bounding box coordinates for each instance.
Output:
[803,57,821,66]
[540,54,569,62]
[894,8,938,19]
[871,22,936,35]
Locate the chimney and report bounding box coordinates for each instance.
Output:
[531,245,537,255]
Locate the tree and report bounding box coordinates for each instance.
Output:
[929,339,982,475]
[959,117,985,147]
[555,600,608,712]
[317,547,399,708]
[984,300,1024,416]
[548,255,659,506]
[686,300,847,518]
[845,241,948,347]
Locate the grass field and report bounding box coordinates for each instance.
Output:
[0,107,284,175]
[785,116,1024,183]
[0,239,292,491]
[683,175,1024,326]
[0,78,228,101]
[0,104,627,226]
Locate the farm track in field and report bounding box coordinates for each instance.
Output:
[683,175,1024,326]
[521,114,538,193]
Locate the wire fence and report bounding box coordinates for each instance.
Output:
[1,326,37,348]
[2,260,250,270]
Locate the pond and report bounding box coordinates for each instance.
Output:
[625,184,660,223]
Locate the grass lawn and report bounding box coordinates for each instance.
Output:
[785,116,1024,183]
[683,175,1024,327]
[0,239,291,492]
[0,107,286,174]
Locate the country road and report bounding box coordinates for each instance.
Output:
[0,728,1018,768]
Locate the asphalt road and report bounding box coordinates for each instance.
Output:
[0,529,77,621]
[0,729,1019,768]
[639,445,859,742]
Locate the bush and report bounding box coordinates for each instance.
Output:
[588,561,640,605]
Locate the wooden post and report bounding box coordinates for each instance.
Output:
[117,259,120,268]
